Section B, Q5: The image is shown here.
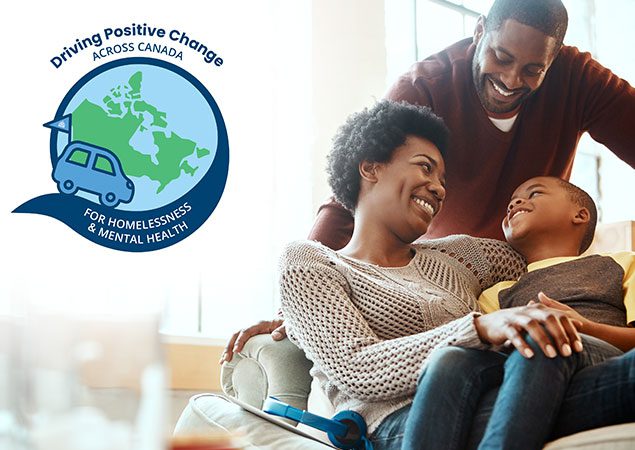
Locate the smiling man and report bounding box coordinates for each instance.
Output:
[310,0,635,248]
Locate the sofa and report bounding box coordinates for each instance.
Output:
[173,333,635,449]
[174,221,635,448]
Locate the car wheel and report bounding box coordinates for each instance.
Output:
[58,179,77,195]
[101,192,120,208]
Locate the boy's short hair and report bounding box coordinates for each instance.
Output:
[554,178,597,253]
[327,100,449,211]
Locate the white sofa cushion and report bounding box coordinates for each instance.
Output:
[174,394,332,450]
[544,423,635,449]
[175,335,635,449]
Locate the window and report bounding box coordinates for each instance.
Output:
[414,0,493,59]
[68,149,89,167]
[94,155,114,175]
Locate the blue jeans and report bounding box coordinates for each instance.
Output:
[370,335,632,450]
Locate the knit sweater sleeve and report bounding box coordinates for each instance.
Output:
[473,238,527,289]
[279,241,487,402]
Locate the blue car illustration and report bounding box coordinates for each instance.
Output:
[52,141,135,208]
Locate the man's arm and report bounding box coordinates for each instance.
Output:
[307,197,354,250]
[384,69,433,106]
[577,53,635,169]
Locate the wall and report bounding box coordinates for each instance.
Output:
[310,0,389,212]
[565,0,635,224]
[592,0,635,223]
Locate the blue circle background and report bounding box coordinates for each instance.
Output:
[58,63,218,211]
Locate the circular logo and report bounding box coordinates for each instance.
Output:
[54,58,222,211]
[15,57,229,252]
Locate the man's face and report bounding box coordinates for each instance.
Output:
[472,18,560,114]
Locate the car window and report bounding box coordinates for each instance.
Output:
[94,155,115,175]
[67,149,89,167]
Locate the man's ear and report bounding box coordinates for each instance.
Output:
[474,15,486,45]
[359,160,380,183]
[573,207,590,225]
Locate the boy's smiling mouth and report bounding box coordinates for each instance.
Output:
[508,208,530,223]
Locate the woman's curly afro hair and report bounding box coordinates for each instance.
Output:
[327,100,449,211]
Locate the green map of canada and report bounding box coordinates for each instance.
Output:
[71,71,210,193]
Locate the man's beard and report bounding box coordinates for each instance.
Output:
[471,55,531,114]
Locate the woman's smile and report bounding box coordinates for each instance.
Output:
[411,195,435,217]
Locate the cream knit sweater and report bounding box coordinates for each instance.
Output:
[279,234,525,433]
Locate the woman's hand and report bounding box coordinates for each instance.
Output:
[474,302,584,359]
[219,319,286,364]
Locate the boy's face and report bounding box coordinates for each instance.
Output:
[502,177,581,248]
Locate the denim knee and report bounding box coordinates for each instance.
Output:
[505,334,580,374]
[420,346,502,386]
[621,348,635,375]
[428,346,477,367]
[422,347,481,380]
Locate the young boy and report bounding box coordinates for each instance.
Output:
[404,176,635,449]
[479,176,635,351]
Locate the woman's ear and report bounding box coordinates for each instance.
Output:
[573,207,590,225]
[474,15,486,45]
[359,160,380,183]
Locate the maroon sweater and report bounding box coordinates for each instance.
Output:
[309,38,635,250]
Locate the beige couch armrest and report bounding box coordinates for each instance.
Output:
[220,335,313,412]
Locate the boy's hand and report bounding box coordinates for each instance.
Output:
[475,303,583,359]
[535,292,591,331]
[535,293,635,352]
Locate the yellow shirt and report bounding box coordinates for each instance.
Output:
[478,252,635,325]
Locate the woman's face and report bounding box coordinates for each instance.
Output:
[369,135,446,242]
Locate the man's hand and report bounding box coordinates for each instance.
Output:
[219,319,286,364]
[475,302,584,359]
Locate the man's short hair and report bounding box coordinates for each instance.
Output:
[327,100,449,211]
[554,178,598,253]
[486,0,568,47]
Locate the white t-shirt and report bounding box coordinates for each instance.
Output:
[489,113,519,132]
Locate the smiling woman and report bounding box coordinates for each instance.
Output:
[275,100,601,449]
[352,136,446,259]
